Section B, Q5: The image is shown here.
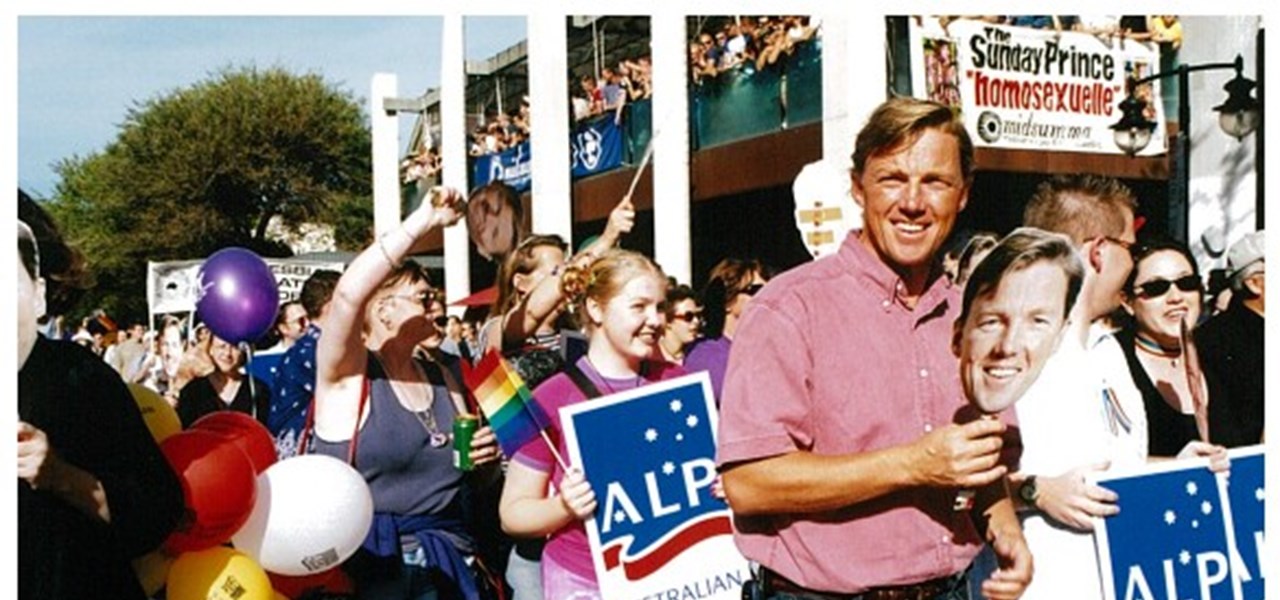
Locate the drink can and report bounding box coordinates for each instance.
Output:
[453,414,479,471]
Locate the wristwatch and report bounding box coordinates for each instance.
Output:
[1018,476,1039,507]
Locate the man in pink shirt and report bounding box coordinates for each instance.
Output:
[718,97,1032,600]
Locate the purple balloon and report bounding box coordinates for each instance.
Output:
[196,248,280,344]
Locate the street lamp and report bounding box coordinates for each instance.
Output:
[1111,54,1259,155]
[1109,54,1261,242]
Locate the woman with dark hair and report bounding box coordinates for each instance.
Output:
[18,189,184,600]
[175,334,271,428]
[1116,238,1222,458]
[684,257,767,403]
[658,281,702,364]
[312,189,501,599]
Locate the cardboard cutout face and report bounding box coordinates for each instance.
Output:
[955,261,1070,414]
[791,159,861,259]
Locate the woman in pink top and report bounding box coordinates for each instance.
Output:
[499,249,685,600]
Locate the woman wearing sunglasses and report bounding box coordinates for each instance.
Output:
[312,189,501,599]
[1116,239,1219,458]
[684,257,769,404]
[658,282,702,365]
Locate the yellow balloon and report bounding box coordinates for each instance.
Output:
[132,549,176,597]
[128,383,182,442]
[167,547,272,600]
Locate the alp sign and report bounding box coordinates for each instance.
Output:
[562,372,748,600]
[1094,446,1265,600]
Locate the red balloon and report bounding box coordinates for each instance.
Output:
[160,430,258,552]
[268,567,355,598]
[192,411,278,474]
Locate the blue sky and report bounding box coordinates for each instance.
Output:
[17,16,528,198]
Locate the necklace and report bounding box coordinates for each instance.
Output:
[377,351,450,448]
[1134,334,1182,367]
[412,387,451,448]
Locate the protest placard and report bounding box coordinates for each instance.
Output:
[562,372,748,600]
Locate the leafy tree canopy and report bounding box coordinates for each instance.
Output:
[48,66,375,322]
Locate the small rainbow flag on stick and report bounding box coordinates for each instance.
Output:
[462,350,562,466]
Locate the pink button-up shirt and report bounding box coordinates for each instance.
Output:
[717,233,991,593]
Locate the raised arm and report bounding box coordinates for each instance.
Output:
[314,187,464,435]
[495,195,636,352]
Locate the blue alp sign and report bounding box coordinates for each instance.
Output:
[562,371,747,600]
[1094,446,1266,600]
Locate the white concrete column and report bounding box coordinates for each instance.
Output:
[528,13,573,242]
[824,14,888,167]
[441,14,471,304]
[371,73,400,237]
[650,13,691,285]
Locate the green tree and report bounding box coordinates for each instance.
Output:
[49,66,374,322]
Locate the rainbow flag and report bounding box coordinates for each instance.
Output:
[462,350,552,457]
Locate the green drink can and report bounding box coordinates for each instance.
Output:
[452,414,478,471]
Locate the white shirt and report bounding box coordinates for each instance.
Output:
[1014,322,1147,600]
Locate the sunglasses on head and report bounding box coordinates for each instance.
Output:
[1134,274,1201,299]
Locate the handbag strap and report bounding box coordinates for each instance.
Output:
[297,376,369,466]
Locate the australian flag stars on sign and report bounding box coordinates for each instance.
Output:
[562,372,747,599]
[1094,447,1266,600]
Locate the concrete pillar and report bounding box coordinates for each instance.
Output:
[371,73,400,238]
[441,14,471,304]
[823,14,888,167]
[528,13,573,242]
[650,13,692,285]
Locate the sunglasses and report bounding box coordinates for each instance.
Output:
[433,315,450,328]
[741,283,765,296]
[671,311,703,322]
[1133,274,1201,299]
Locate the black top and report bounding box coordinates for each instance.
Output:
[1195,300,1265,447]
[19,336,184,600]
[1116,328,1201,457]
[176,373,271,429]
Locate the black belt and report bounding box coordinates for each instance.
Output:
[760,568,965,600]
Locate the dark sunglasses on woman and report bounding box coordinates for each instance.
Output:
[1133,274,1201,299]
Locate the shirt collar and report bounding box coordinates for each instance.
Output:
[837,230,954,313]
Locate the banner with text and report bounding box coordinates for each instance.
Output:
[910,19,1168,155]
[148,258,346,317]
[562,372,748,600]
[472,140,532,193]
[1094,446,1265,600]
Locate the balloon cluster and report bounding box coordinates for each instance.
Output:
[129,247,374,599]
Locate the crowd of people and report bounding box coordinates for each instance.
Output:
[570,56,651,125]
[689,16,819,85]
[19,95,1265,600]
[931,15,1182,49]
[469,98,533,158]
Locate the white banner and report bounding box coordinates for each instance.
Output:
[147,257,345,317]
[910,19,1168,155]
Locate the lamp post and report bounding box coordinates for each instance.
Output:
[1110,54,1260,244]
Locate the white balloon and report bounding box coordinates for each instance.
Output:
[231,454,373,576]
